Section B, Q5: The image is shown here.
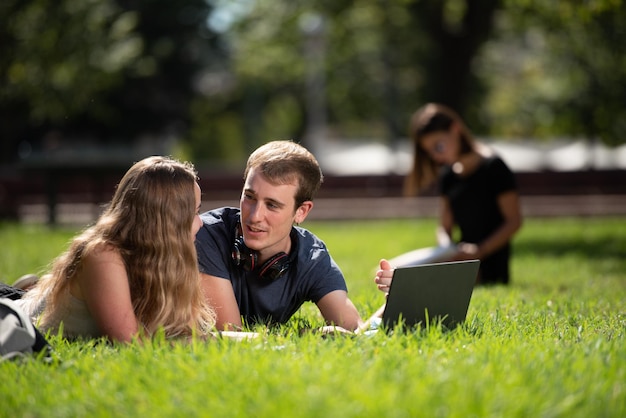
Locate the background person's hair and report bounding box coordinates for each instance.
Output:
[244,140,323,208]
[30,156,215,338]
[404,103,477,196]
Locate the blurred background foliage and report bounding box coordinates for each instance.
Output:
[1,0,624,167]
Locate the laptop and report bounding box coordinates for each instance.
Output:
[380,259,480,331]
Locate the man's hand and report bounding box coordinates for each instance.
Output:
[374,259,394,294]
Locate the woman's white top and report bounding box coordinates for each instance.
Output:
[16,290,101,339]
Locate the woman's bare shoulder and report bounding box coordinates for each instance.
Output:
[83,242,125,266]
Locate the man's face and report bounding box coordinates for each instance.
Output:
[239,167,310,261]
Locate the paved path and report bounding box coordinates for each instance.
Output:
[18,194,626,224]
[307,194,626,220]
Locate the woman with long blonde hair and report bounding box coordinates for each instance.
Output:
[17,156,216,342]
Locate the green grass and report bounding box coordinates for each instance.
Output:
[1,217,625,418]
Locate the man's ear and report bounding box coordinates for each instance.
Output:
[295,201,314,224]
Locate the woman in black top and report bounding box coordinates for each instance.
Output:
[402,103,523,285]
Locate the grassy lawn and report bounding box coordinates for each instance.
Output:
[1,217,625,417]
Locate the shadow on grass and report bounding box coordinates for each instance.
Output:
[512,230,626,292]
[514,233,625,263]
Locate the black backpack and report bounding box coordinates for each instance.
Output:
[0,298,50,361]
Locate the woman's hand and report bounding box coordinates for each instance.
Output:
[453,242,481,261]
[374,259,394,294]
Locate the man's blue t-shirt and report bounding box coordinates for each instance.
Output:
[195,207,347,325]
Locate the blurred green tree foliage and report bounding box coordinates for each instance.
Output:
[480,0,626,144]
[0,0,219,163]
[1,0,624,167]
[191,0,625,156]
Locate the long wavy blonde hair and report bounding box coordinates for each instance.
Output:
[29,156,215,338]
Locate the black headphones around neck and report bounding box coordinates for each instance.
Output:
[231,222,290,280]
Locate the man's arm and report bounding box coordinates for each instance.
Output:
[315,290,363,331]
[200,272,243,331]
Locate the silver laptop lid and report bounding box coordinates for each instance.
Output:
[382,259,480,330]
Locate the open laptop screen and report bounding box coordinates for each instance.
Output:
[382,259,480,330]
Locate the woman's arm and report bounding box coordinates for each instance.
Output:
[437,197,454,247]
[478,190,522,257]
[200,272,243,331]
[458,190,523,260]
[73,247,139,342]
